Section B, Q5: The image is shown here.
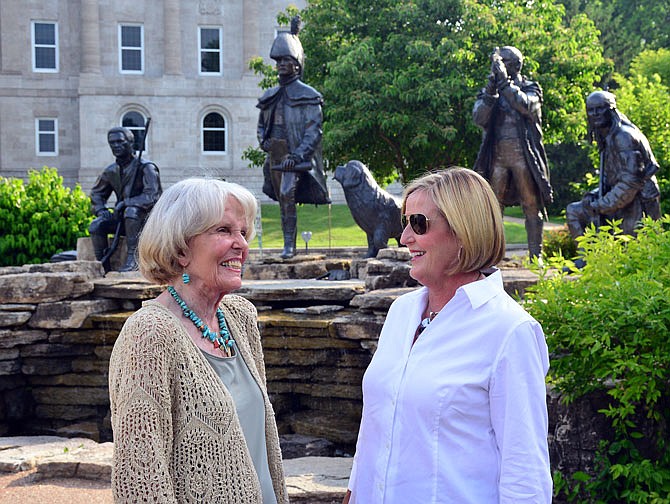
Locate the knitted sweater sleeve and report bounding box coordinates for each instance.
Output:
[108,306,178,503]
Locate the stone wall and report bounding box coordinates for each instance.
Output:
[0,261,123,441]
[0,252,612,479]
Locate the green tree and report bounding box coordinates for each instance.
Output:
[296,0,608,182]
[558,0,670,72]
[611,72,670,213]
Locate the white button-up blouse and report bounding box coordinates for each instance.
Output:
[347,269,552,503]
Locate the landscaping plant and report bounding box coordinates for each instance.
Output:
[0,167,91,266]
[525,216,670,503]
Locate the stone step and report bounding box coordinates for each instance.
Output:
[0,436,351,503]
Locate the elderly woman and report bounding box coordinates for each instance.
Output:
[344,168,552,503]
[109,178,287,503]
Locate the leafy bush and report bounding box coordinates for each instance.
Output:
[525,216,670,502]
[542,225,578,260]
[0,167,92,266]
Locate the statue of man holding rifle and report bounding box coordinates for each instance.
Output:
[88,122,161,272]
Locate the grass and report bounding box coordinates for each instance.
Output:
[503,205,566,225]
[250,204,556,249]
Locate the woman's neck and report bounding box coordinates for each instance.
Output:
[425,270,482,315]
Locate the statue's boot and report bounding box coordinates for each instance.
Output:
[280,210,297,259]
[90,233,109,262]
[119,218,141,272]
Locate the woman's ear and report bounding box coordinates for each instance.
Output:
[177,248,190,269]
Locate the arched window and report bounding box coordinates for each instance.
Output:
[202,112,226,153]
[121,111,147,152]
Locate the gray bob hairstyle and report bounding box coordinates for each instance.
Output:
[402,167,505,275]
[138,178,257,284]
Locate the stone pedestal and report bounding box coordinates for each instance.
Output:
[76,237,127,272]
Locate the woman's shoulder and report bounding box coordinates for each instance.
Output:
[119,301,182,346]
[221,294,257,315]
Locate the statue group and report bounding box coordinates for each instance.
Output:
[473,46,660,260]
[89,32,661,271]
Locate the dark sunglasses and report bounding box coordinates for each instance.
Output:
[401,213,432,235]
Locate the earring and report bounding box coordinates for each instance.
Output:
[182,272,190,284]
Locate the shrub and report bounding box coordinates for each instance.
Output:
[543,225,578,261]
[0,167,92,266]
[525,216,670,502]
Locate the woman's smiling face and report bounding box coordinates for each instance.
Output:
[400,189,459,287]
[181,196,250,296]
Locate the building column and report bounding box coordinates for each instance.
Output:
[243,0,260,71]
[80,0,100,73]
[164,0,182,75]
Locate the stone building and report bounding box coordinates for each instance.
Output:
[0,0,346,203]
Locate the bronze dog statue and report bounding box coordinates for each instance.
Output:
[334,160,403,258]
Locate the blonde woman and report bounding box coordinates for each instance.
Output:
[345,168,552,503]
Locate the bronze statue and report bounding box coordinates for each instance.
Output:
[89,126,162,272]
[473,46,553,258]
[256,15,330,259]
[566,90,661,241]
[334,160,403,258]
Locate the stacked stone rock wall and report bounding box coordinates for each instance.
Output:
[0,251,623,483]
[0,261,121,441]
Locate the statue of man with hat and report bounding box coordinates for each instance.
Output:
[256,15,330,259]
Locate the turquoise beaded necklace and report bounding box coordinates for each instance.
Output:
[167,286,234,356]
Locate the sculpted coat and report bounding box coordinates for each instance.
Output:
[257,78,330,206]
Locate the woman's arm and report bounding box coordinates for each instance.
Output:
[490,320,552,503]
[109,310,178,503]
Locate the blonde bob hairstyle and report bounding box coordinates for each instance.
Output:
[402,167,505,275]
[138,177,257,285]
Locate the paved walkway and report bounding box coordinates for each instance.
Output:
[0,436,351,504]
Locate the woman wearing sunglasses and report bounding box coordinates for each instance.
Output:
[344,167,552,503]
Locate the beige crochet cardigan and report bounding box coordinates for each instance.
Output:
[109,294,288,504]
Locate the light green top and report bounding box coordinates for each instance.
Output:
[201,344,278,504]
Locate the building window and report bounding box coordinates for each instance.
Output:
[32,21,58,72]
[202,112,226,153]
[199,27,222,75]
[36,118,58,155]
[119,24,143,73]
[121,112,148,152]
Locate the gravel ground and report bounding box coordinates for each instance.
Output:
[0,470,112,504]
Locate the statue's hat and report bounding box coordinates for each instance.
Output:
[270,16,304,72]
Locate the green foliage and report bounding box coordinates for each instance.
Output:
[0,167,92,266]
[544,142,594,215]
[241,145,267,170]
[610,50,670,213]
[295,0,607,183]
[557,0,670,72]
[247,55,278,90]
[630,48,670,87]
[542,225,578,260]
[524,216,670,502]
